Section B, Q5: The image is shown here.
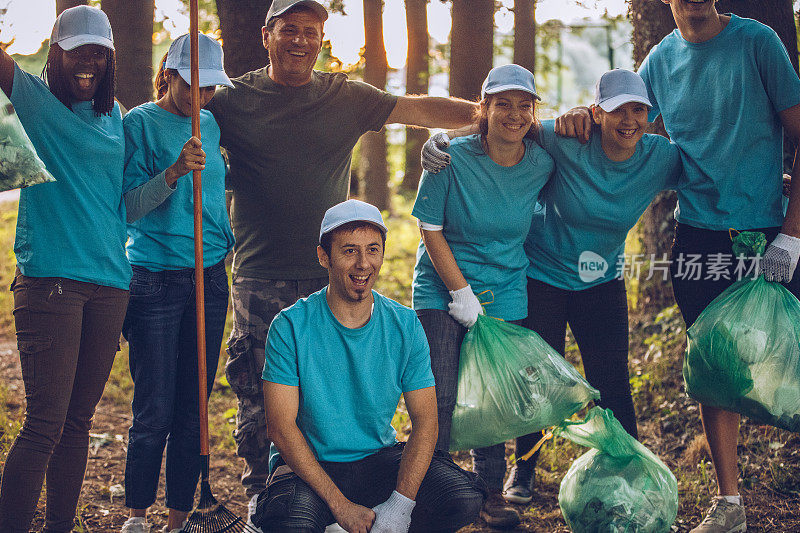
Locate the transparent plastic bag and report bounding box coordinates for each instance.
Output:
[684,231,800,432]
[449,314,599,451]
[558,407,678,533]
[0,90,55,192]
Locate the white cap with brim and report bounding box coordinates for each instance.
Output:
[319,199,387,243]
[267,0,329,24]
[595,69,651,112]
[165,33,233,88]
[481,64,540,101]
[50,5,114,51]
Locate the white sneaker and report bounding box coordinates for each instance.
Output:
[325,524,347,532]
[161,519,187,533]
[121,517,152,533]
[247,494,265,533]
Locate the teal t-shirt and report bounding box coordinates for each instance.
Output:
[639,14,800,231]
[263,288,434,470]
[123,102,234,270]
[525,120,683,290]
[10,64,131,289]
[411,134,554,320]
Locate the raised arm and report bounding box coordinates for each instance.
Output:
[386,95,477,129]
[0,47,16,97]
[263,381,375,533]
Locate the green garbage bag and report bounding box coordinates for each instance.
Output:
[449,314,599,451]
[557,407,678,533]
[684,231,800,432]
[0,90,55,192]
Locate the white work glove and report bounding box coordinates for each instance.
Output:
[420,132,451,173]
[761,233,800,283]
[370,491,415,533]
[448,285,483,329]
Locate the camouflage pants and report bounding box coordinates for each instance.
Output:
[226,275,328,497]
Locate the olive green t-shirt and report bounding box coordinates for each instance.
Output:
[208,68,397,279]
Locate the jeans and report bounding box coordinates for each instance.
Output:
[254,443,486,532]
[516,277,635,468]
[416,308,522,492]
[670,223,800,328]
[226,276,328,497]
[0,273,129,533]
[122,260,229,512]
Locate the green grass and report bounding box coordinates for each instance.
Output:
[0,202,17,336]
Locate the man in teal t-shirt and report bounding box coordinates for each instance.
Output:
[256,200,484,533]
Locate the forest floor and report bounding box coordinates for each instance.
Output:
[0,200,799,532]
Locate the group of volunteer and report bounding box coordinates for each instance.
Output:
[0,0,798,533]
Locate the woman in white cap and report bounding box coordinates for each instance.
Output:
[119,34,234,533]
[0,6,131,533]
[412,64,554,529]
[422,69,684,507]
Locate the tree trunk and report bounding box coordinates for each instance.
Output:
[361,0,390,211]
[513,0,535,74]
[216,0,270,78]
[450,0,494,100]
[56,0,87,15]
[103,0,154,109]
[402,0,429,193]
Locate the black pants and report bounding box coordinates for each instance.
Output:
[515,277,636,466]
[670,223,800,328]
[254,443,487,532]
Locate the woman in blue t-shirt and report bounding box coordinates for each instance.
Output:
[422,69,684,507]
[0,7,132,532]
[119,34,234,533]
[412,64,554,529]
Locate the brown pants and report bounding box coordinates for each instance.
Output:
[0,272,128,533]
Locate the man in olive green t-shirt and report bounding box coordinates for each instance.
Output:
[206,0,477,509]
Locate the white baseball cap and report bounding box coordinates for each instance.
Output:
[165,33,233,88]
[50,5,114,52]
[319,200,387,243]
[594,69,651,112]
[481,64,540,101]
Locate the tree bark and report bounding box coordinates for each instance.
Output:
[361,0,390,211]
[513,0,536,74]
[402,0,429,193]
[450,0,494,100]
[102,0,154,109]
[56,0,87,15]
[216,0,270,78]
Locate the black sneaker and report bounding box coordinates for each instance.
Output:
[503,462,535,504]
[480,491,521,529]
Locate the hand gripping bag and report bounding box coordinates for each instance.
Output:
[449,314,599,451]
[684,231,800,432]
[557,407,678,533]
[0,90,55,192]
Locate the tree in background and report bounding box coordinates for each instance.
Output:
[401,0,429,193]
[361,0,390,210]
[56,0,87,15]
[449,0,493,100]
[104,0,154,109]
[513,0,536,74]
[216,0,270,78]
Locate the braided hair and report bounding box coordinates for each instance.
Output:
[154,52,171,99]
[42,43,116,117]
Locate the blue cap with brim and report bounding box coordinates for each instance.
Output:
[50,5,114,51]
[319,199,387,243]
[267,0,329,24]
[165,33,233,88]
[481,64,540,101]
[595,69,651,112]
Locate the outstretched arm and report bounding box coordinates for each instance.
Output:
[263,381,375,533]
[386,95,478,129]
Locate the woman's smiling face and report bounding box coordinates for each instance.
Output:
[60,44,108,101]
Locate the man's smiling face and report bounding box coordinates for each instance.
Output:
[263,8,324,86]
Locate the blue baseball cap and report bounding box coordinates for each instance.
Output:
[319,200,387,243]
[50,5,114,51]
[481,64,540,101]
[266,0,329,25]
[165,33,233,88]
[595,69,651,112]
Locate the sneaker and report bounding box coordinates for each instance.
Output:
[503,462,535,504]
[247,493,265,533]
[479,491,520,529]
[161,519,187,533]
[121,517,152,533]
[689,496,747,533]
[325,524,347,532]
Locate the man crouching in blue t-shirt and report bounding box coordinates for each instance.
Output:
[253,199,486,533]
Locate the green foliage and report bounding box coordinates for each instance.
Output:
[0,202,17,335]
[11,41,48,77]
[374,196,419,308]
